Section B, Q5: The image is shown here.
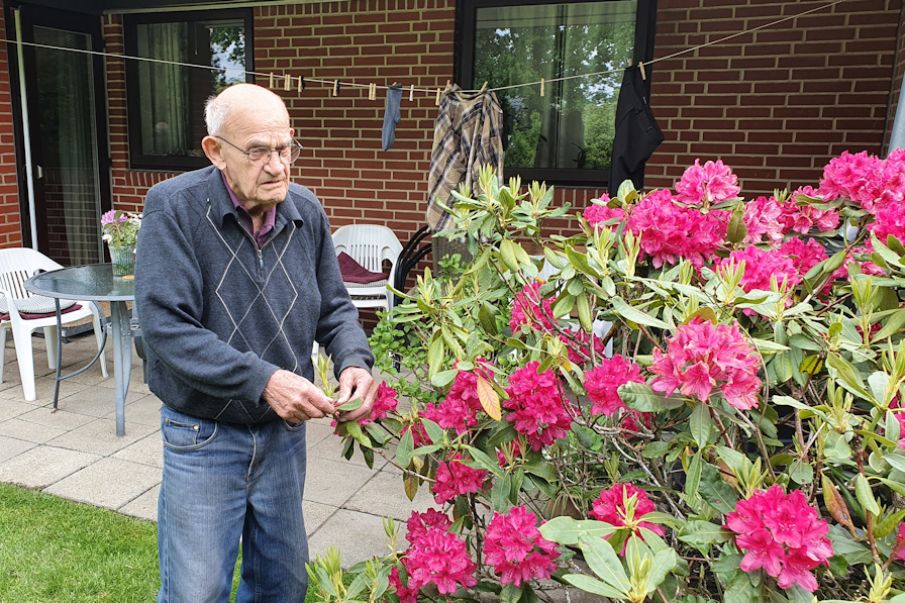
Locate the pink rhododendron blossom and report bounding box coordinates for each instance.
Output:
[894,523,905,564]
[583,196,625,227]
[620,409,653,434]
[818,150,883,208]
[584,355,644,416]
[589,483,665,547]
[389,566,418,603]
[779,237,828,279]
[406,509,453,542]
[868,201,905,248]
[403,525,477,594]
[483,506,560,586]
[421,361,493,434]
[781,186,840,234]
[890,398,905,450]
[402,420,430,448]
[504,361,574,450]
[510,281,556,332]
[356,382,398,426]
[725,485,833,592]
[744,196,784,247]
[496,439,523,467]
[720,245,801,294]
[627,189,728,267]
[560,328,607,365]
[650,319,761,410]
[675,159,740,205]
[431,458,489,504]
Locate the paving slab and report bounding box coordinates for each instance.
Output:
[121,394,164,427]
[47,417,157,456]
[344,467,435,521]
[0,435,36,463]
[0,400,35,422]
[119,483,160,522]
[304,458,379,507]
[0,445,100,488]
[113,432,163,468]
[15,406,98,431]
[304,499,339,535]
[52,386,118,418]
[308,427,387,469]
[307,508,399,565]
[45,457,162,509]
[0,375,91,404]
[0,417,68,443]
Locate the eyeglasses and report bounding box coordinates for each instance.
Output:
[214,135,303,165]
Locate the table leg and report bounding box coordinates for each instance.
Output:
[110,301,133,437]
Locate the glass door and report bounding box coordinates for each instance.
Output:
[20,6,110,265]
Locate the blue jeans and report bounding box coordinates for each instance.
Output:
[157,405,309,603]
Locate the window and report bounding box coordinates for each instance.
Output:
[124,10,253,170]
[457,0,656,186]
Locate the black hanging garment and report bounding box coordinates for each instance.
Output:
[608,65,664,196]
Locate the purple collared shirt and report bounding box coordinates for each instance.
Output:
[221,172,277,248]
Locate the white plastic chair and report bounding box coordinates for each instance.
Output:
[332,224,403,312]
[0,248,107,401]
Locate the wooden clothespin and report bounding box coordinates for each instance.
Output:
[435,87,441,105]
[333,80,339,97]
[540,78,545,97]
[269,73,275,88]
[409,84,414,102]
[298,75,305,93]
[639,61,647,81]
[368,82,376,100]
[445,79,451,92]
[283,74,291,91]
[479,81,488,94]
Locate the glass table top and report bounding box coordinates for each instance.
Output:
[25,264,135,302]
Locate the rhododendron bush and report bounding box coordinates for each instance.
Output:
[309,153,905,603]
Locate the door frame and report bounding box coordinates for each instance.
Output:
[11,3,111,257]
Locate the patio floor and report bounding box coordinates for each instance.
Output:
[0,330,433,565]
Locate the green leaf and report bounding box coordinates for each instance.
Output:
[395,428,414,468]
[539,517,617,546]
[421,418,445,444]
[854,474,880,515]
[644,549,678,593]
[677,520,730,548]
[430,368,459,388]
[461,445,505,478]
[875,309,905,340]
[789,460,814,485]
[610,296,669,329]
[750,338,790,354]
[885,453,905,473]
[427,335,445,379]
[699,462,739,514]
[868,371,890,405]
[491,474,512,512]
[826,353,872,401]
[336,397,363,412]
[723,572,758,603]
[685,451,703,501]
[690,404,711,449]
[578,536,632,593]
[562,575,626,599]
[523,460,557,482]
[619,382,685,412]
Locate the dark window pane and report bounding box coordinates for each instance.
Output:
[472,2,637,171]
[133,19,246,160]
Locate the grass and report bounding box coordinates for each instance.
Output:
[0,484,318,603]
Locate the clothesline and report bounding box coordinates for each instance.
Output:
[1,0,848,99]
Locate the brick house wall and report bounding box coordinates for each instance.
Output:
[647,0,902,193]
[0,0,23,247]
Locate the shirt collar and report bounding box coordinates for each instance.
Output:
[207,166,304,230]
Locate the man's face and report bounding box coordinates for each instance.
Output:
[215,110,294,212]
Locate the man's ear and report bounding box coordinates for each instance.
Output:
[202,136,226,169]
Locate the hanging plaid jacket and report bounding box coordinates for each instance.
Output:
[425,85,504,232]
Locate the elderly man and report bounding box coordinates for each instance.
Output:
[135,83,376,602]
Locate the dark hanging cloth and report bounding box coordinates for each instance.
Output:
[382,85,403,151]
[609,65,663,196]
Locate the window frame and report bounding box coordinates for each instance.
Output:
[455,0,658,187]
[123,8,254,171]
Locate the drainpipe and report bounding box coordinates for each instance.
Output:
[891,82,905,153]
[13,8,39,250]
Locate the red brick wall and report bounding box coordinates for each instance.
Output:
[101,0,903,243]
[0,0,23,247]
[647,0,902,193]
[884,2,905,152]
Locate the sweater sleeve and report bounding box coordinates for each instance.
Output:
[135,198,279,403]
[312,209,375,378]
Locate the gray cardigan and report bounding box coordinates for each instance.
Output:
[135,166,373,424]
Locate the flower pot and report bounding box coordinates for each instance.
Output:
[108,244,135,278]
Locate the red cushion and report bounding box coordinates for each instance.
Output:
[0,303,83,322]
[337,251,387,284]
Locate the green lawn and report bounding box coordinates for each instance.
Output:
[0,484,317,603]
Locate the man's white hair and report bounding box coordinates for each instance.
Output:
[204,84,288,136]
[204,94,229,136]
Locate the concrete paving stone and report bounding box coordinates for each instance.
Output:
[0,400,38,422]
[121,394,164,427]
[0,445,100,488]
[0,417,68,443]
[344,468,435,522]
[113,432,163,468]
[45,457,162,509]
[47,417,157,456]
[304,500,339,535]
[307,509,399,565]
[308,427,387,469]
[0,435,36,463]
[119,483,159,522]
[304,458,379,507]
[15,407,98,431]
[305,420,336,447]
[0,375,90,404]
[52,386,118,418]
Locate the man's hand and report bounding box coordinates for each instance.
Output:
[335,367,378,424]
[263,369,335,423]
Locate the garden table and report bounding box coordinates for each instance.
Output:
[25,264,137,436]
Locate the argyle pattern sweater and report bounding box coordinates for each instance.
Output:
[135,166,373,424]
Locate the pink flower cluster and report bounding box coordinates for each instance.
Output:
[356,382,398,426]
[650,319,761,411]
[431,457,489,504]
[868,200,905,248]
[392,510,477,600]
[675,159,740,206]
[560,328,608,365]
[627,189,728,267]
[504,361,574,450]
[583,194,626,227]
[510,281,556,333]
[819,150,905,212]
[584,355,644,416]
[743,196,784,247]
[781,186,840,234]
[779,237,828,278]
[719,245,801,295]
[484,506,560,586]
[895,524,905,564]
[421,361,493,435]
[589,483,665,545]
[725,485,833,592]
